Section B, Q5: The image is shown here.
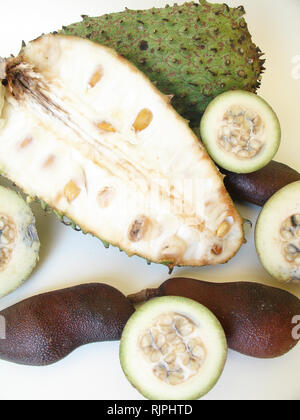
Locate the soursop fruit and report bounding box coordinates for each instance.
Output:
[61,0,265,126]
[0,34,244,269]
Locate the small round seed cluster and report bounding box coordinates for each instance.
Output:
[0,214,16,271]
[280,214,300,265]
[218,105,264,159]
[139,312,206,386]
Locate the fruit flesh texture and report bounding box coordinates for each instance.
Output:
[200,90,281,174]
[0,34,244,268]
[0,186,40,298]
[61,1,264,126]
[222,161,300,207]
[120,296,227,400]
[255,181,300,284]
[0,283,135,366]
[128,278,300,358]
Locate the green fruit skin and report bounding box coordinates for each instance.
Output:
[61,0,264,126]
[129,278,300,358]
[0,283,135,366]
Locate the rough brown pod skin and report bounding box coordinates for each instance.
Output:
[128,278,300,358]
[0,283,135,366]
[221,161,300,206]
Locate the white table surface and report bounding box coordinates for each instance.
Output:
[0,0,299,401]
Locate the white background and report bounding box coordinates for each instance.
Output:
[0,0,299,400]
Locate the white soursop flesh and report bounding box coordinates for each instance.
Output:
[0,35,244,267]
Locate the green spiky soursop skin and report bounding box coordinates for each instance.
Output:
[61,0,264,126]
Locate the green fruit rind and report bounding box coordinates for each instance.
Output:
[200,90,281,173]
[120,296,227,400]
[255,181,300,284]
[61,1,264,126]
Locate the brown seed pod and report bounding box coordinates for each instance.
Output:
[0,283,135,366]
[128,277,300,358]
[222,160,300,206]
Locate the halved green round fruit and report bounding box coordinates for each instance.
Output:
[0,186,40,298]
[200,90,281,174]
[119,296,227,400]
[255,181,300,284]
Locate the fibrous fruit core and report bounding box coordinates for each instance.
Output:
[218,105,264,159]
[0,214,16,271]
[139,312,206,386]
[280,215,300,265]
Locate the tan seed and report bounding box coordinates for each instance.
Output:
[168,373,184,386]
[211,244,223,255]
[217,221,231,238]
[133,109,153,132]
[43,155,56,168]
[64,180,81,203]
[20,137,33,149]
[155,335,166,348]
[177,323,194,337]
[192,345,205,360]
[176,343,186,353]
[280,228,294,241]
[97,121,116,133]
[166,333,178,343]
[150,350,161,363]
[143,347,152,356]
[189,359,201,372]
[97,186,115,209]
[89,67,103,88]
[165,352,176,364]
[161,344,169,355]
[128,215,150,242]
[140,334,151,348]
[160,315,173,326]
[154,366,168,381]
[294,256,300,265]
[237,149,251,159]
[180,353,190,366]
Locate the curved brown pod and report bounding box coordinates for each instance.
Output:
[128,278,300,358]
[221,160,300,207]
[0,283,135,366]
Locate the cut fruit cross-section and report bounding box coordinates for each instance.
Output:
[0,34,244,268]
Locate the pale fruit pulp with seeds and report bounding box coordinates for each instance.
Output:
[119,296,227,400]
[0,186,40,298]
[200,90,281,174]
[0,34,244,268]
[255,181,300,284]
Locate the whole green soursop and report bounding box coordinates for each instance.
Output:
[61,0,265,126]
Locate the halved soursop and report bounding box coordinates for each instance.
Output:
[0,34,244,268]
[61,0,265,126]
[0,185,40,298]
